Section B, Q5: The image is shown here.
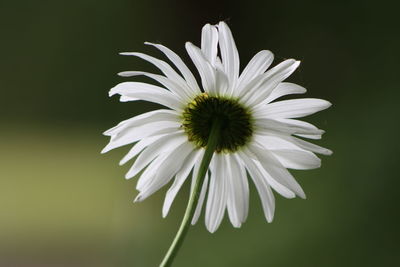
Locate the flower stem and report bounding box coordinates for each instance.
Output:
[159,118,221,267]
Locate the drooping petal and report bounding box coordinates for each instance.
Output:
[144,42,200,93]
[135,142,194,201]
[224,155,240,227]
[205,155,227,233]
[248,145,306,199]
[119,134,166,165]
[191,162,209,225]
[238,151,275,222]
[101,122,181,154]
[126,132,187,179]
[226,154,249,226]
[109,82,183,110]
[162,149,203,217]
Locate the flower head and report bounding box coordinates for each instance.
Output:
[103,21,332,233]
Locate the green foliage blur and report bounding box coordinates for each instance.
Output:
[1,0,399,266]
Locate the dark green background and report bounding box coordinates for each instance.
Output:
[2,0,399,266]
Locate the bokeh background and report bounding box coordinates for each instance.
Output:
[2,0,399,266]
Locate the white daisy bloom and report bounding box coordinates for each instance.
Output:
[103,21,332,233]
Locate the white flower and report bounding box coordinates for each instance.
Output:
[102,21,332,233]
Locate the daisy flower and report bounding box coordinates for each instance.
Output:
[103,22,331,235]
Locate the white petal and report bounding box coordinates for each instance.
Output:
[191,153,210,225]
[109,82,183,110]
[126,132,187,179]
[281,118,325,140]
[162,149,202,217]
[218,21,240,91]
[101,122,180,154]
[118,71,190,101]
[135,142,194,201]
[224,155,240,227]
[248,145,306,199]
[119,134,165,165]
[255,118,324,136]
[270,149,321,170]
[226,154,249,226]
[253,160,296,199]
[215,67,230,96]
[286,136,332,155]
[260,98,332,119]
[103,109,179,137]
[255,134,332,156]
[201,24,218,66]
[205,154,227,233]
[119,52,189,94]
[242,60,300,106]
[254,134,302,150]
[144,42,200,93]
[185,42,216,94]
[134,153,170,198]
[238,151,275,222]
[236,50,274,96]
[264,82,307,104]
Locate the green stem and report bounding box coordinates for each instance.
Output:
[159,119,221,267]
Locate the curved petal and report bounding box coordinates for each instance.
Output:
[270,149,321,170]
[238,151,275,222]
[218,21,240,91]
[162,149,202,217]
[103,109,179,137]
[185,42,216,94]
[119,52,190,94]
[118,71,191,101]
[201,24,218,66]
[101,123,181,154]
[119,134,166,165]
[254,118,325,136]
[109,82,183,110]
[126,132,187,179]
[248,145,306,199]
[135,142,194,201]
[242,60,300,106]
[236,50,274,96]
[283,135,332,155]
[191,151,210,225]
[144,42,200,93]
[263,82,307,104]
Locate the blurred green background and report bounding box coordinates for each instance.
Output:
[1,0,399,266]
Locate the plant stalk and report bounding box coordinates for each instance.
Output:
[159,119,220,267]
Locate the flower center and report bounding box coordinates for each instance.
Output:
[182,93,253,153]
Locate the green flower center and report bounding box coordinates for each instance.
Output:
[182,93,253,153]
